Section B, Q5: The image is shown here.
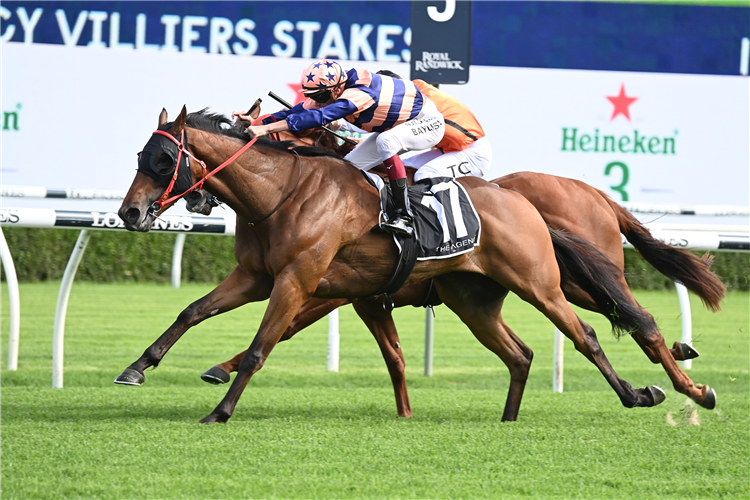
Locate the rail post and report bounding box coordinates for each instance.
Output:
[553,328,564,392]
[675,282,693,370]
[1,228,21,370]
[424,308,434,376]
[53,229,91,388]
[171,233,187,288]
[327,309,339,372]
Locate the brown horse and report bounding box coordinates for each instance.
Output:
[197,126,723,418]
[116,107,680,423]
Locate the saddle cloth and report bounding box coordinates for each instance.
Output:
[366,173,482,260]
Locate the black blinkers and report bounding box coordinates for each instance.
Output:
[137,127,194,197]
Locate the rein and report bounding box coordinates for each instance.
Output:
[150,127,302,227]
[150,128,258,211]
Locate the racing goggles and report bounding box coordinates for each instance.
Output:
[305,89,333,104]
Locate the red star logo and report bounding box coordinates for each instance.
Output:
[287,82,306,106]
[606,84,638,121]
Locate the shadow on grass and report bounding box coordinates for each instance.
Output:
[1,383,671,429]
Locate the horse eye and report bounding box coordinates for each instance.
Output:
[151,150,176,174]
[157,154,173,166]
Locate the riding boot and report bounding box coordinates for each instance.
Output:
[381,177,414,237]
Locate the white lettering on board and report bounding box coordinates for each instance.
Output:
[427,0,456,23]
[17,7,44,43]
[6,8,407,62]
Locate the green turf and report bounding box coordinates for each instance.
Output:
[2,283,748,499]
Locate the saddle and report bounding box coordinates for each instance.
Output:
[364,173,481,297]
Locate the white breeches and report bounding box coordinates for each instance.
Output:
[344,97,445,171]
[408,136,493,181]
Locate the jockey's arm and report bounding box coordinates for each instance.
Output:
[245,119,290,139]
[284,100,358,131]
[245,99,359,139]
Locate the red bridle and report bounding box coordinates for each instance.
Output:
[151,128,258,210]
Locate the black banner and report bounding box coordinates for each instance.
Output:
[410,1,471,84]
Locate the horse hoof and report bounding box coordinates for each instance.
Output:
[114,368,145,386]
[675,342,700,360]
[699,386,717,410]
[648,385,666,406]
[199,413,229,424]
[201,366,230,385]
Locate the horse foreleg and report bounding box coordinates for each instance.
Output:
[352,299,412,418]
[114,266,272,386]
[201,297,351,384]
[200,270,319,424]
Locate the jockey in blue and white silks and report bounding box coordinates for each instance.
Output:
[237,59,445,237]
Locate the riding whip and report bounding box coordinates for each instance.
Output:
[267,91,358,146]
[246,98,262,116]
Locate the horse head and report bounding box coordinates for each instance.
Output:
[184,189,217,215]
[119,106,198,231]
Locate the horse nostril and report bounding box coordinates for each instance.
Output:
[123,207,141,224]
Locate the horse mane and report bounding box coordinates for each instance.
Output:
[185,108,344,159]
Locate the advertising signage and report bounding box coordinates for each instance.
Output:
[409,1,471,84]
[1,1,747,74]
[2,1,748,213]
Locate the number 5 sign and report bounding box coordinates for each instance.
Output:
[410,1,472,84]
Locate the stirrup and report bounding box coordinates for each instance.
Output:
[381,217,413,237]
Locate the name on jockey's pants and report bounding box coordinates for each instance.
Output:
[411,121,441,136]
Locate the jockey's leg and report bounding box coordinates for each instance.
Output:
[343,133,383,171]
[374,98,445,236]
[381,154,413,236]
[412,136,493,181]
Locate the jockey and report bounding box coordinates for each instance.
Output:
[371,70,491,182]
[407,79,491,181]
[236,58,445,237]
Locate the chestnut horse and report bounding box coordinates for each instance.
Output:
[196,124,723,418]
[116,107,682,423]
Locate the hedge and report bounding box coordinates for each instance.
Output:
[1,227,748,291]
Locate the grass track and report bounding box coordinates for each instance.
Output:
[2,283,748,499]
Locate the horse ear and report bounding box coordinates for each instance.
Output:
[158,108,168,128]
[171,105,187,135]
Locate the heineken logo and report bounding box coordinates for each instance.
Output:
[3,103,21,131]
[558,83,680,202]
[561,128,677,155]
[606,84,638,121]
[561,83,679,155]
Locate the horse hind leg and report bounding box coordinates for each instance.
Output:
[560,278,699,362]
[574,316,665,408]
[433,273,533,422]
[631,327,716,409]
[560,276,714,408]
[515,274,662,410]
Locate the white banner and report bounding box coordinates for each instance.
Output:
[2,43,748,214]
[447,66,750,207]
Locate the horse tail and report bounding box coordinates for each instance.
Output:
[549,227,656,338]
[602,195,726,312]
